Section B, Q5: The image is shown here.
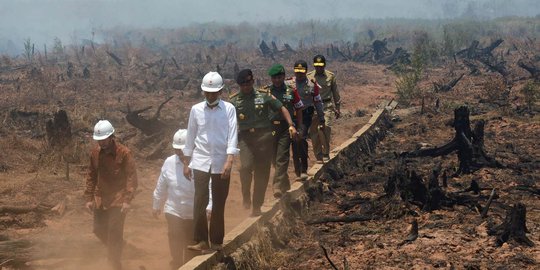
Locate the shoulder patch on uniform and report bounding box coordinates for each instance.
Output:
[229,91,239,98]
[326,70,335,76]
[257,88,270,94]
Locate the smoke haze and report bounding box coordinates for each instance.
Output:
[0,0,539,55]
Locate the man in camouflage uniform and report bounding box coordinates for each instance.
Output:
[287,60,325,181]
[266,64,304,199]
[307,54,340,163]
[229,69,297,216]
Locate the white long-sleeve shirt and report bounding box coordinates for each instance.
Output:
[152,154,212,219]
[183,100,239,174]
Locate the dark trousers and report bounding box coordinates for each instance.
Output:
[93,207,126,267]
[165,213,196,269]
[193,169,230,245]
[292,106,314,176]
[272,122,291,193]
[239,129,274,209]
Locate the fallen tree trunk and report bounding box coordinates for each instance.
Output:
[433,73,465,92]
[124,97,173,136]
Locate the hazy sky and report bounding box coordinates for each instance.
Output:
[0,0,539,54]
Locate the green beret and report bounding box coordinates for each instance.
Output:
[268,64,285,76]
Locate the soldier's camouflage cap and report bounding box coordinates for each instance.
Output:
[313,54,326,67]
[268,64,285,76]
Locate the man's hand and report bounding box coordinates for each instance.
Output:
[221,159,233,179]
[183,165,192,181]
[85,201,94,214]
[152,209,160,219]
[121,202,130,214]
[288,126,298,140]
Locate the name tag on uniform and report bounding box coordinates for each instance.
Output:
[254,97,264,105]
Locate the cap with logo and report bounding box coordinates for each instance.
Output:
[313,54,326,67]
[293,60,308,73]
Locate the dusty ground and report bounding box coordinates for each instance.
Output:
[0,56,392,269]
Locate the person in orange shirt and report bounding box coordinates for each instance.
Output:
[84,120,138,270]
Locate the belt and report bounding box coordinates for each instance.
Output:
[322,98,332,102]
[273,120,288,125]
[240,127,271,133]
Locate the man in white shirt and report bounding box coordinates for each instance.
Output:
[183,71,239,252]
[152,129,212,269]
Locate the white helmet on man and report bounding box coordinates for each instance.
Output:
[201,71,224,92]
[93,120,115,140]
[172,129,187,149]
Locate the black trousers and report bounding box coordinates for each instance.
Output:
[292,106,314,176]
[193,169,230,245]
[93,207,126,267]
[165,213,196,269]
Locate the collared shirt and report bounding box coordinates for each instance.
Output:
[268,84,304,121]
[85,140,138,209]
[183,100,239,174]
[229,88,283,131]
[152,154,211,219]
[307,69,340,107]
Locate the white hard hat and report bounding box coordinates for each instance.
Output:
[93,120,115,140]
[172,129,187,149]
[201,71,224,92]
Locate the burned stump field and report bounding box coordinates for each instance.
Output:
[267,103,539,269]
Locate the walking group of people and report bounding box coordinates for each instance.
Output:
[83,54,340,269]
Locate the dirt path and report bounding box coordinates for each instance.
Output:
[21,64,394,270]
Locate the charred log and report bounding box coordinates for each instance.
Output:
[379,47,410,66]
[433,73,465,92]
[517,59,540,80]
[106,51,123,66]
[489,203,534,247]
[125,97,173,136]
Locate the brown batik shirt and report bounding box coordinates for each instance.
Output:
[85,140,138,209]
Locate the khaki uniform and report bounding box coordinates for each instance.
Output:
[307,69,340,159]
[229,88,283,210]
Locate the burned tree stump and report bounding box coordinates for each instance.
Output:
[489,203,534,247]
[372,39,392,61]
[45,110,72,148]
[433,73,465,92]
[402,106,501,175]
[125,97,173,136]
[259,41,274,59]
